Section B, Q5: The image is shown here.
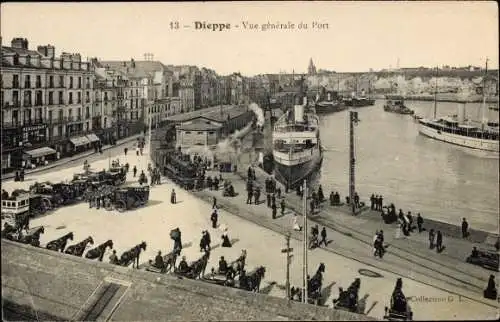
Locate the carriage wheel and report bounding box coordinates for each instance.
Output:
[115,200,126,212]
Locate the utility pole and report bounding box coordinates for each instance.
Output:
[302,179,308,304]
[349,111,359,215]
[281,232,293,304]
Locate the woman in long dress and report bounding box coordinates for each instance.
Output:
[292,214,302,231]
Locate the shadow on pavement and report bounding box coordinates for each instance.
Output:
[320,281,337,306]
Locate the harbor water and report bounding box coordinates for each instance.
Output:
[318,100,499,233]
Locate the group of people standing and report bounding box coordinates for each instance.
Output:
[370,194,384,211]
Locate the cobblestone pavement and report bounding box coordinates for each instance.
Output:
[2,144,498,320]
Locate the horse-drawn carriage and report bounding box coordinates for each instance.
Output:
[2,223,45,247]
[289,263,326,305]
[1,190,49,228]
[105,185,150,212]
[384,278,413,321]
[146,251,178,274]
[466,246,499,271]
[174,252,211,280]
[333,278,362,313]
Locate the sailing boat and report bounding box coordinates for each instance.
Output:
[418,61,499,153]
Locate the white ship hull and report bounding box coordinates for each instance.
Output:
[418,123,499,152]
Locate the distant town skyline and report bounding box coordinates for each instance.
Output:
[1,2,498,76]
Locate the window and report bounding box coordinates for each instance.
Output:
[185,131,191,134]
[12,91,19,106]
[23,91,32,106]
[78,77,82,88]
[77,92,81,104]
[209,131,215,135]
[35,91,43,106]
[59,75,64,87]
[36,75,42,88]
[197,132,203,135]
[86,91,90,102]
[58,110,63,120]
[48,92,54,105]
[48,110,53,122]
[13,75,19,88]
[69,92,73,104]
[58,91,63,104]
[24,75,31,88]
[69,77,73,89]
[49,76,54,88]
[86,77,90,88]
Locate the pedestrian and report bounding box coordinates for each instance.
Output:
[280,198,285,215]
[124,147,128,156]
[319,227,328,247]
[211,210,218,229]
[267,193,271,208]
[271,194,276,208]
[417,213,424,233]
[136,147,140,156]
[462,218,469,238]
[429,229,435,249]
[170,189,176,204]
[212,197,217,209]
[204,230,211,251]
[292,213,302,231]
[354,192,360,208]
[436,231,443,252]
[247,189,253,204]
[272,203,277,219]
[370,194,375,210]
[330,192,335,206]
[133,166,137,177]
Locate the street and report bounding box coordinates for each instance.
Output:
[2,144,498,321]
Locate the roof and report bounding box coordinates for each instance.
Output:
[100,60,165,78]
[166,105,249,123]
[2,45,41,57]
[180,122,222,131]
[2,240,371,321]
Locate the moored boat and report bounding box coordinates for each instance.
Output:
[383,96,415,115]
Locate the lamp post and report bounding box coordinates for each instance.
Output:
[302,179,308,304]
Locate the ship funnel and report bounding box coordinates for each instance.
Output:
[457,103,466,123]
[294,104,304,123]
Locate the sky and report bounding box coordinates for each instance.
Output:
[1,1,498,76]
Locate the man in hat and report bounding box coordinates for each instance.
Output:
[211,209,218,229]
[178,256,189,274]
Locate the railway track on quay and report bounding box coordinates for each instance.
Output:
[191,188,499,309]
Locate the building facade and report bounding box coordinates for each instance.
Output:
[1,38,96,172]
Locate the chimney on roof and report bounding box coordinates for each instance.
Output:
[36,45,55,58]
[11,37,28,49]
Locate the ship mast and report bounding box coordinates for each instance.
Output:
[349,110,359,215]
[481,58,489,130]
[433,66,438,120]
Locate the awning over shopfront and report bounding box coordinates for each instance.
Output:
[23,147,57,159]
[85,133,100,143]
[69,136,91,147]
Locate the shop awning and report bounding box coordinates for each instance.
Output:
[86,133,100,143]
[24,147,56,158]
[70,136,91,146]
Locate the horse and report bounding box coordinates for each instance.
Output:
[243,266,266,292]
[333,278,361,312]
[118,241,147,268]
[65,236,94,257]
[18,226,45,247]
[46,232,74,252]
[85,240,113,261]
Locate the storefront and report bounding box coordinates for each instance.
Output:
[22,146,57,169]
[69,136,92,155]
[86,133,101,149]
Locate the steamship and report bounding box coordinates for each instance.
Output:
[272,95,323,189]
[418,60,499,153]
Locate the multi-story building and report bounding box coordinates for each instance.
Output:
[179,77,195,112]
[1,38,96,173]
